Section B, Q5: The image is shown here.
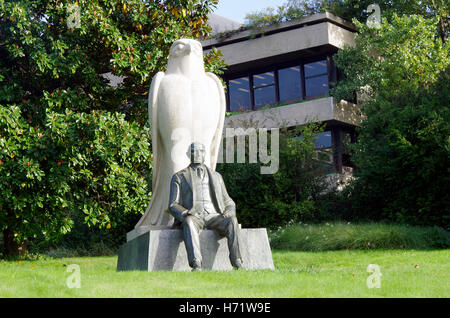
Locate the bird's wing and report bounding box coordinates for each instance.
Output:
[206,72,226,170]
[136,71,165,228]
[148,72,165,190]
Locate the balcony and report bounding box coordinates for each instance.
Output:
[224,96,361,130]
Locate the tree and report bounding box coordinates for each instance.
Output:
[243,0,448,43]
[243,0,328,29]
[327,0,448,43]
[0,106,151,256]
[0,0,223,257]
[332,15,450,227]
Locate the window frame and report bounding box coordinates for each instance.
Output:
[227,75,252,112]
[252,70,277,109]
[278,65,302,104]
[225,54,335,112]
[304,60,329,99]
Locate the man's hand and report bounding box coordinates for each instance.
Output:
[222,210,235,218]
[179,209,194,222]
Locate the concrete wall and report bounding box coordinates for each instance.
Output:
[224,97,361,130]
[209,23,330,66]
[327,22,356,50]
[203,13,355,67]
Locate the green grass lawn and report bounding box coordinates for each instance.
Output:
[1,249,449,298]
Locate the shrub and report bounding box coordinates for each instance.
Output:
[269,222,450,251]
[1,106,152,256]
[333,15,450,228]
[217,123,338,229]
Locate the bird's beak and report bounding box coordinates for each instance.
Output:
[185,43,192,54]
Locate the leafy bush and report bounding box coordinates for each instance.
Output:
[217,123,338,229]
[333,15,450,228]
[244,0,326,29]
[270,222,450,251]
[0,106,151,256]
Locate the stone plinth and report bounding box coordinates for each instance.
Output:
[117,228,274,271]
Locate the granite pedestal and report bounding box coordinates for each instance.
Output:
[117,227,274,271]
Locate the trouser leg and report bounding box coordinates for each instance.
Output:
[225,216,242,267]
[205,215,242,267]
[182,215,203,268]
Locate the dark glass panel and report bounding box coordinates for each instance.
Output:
[305,75,329,97]
[254,86,276,107]
[304,60,327,77]
[253,71,275,88]
[315,131,332,149]
[253,72,276,107]
[228,77,251,111]
[278,66,302,102]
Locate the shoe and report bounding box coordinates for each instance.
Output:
[191,259,202,272]
[232,258,244,270]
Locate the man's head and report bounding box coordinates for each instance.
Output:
[187,142,205,164]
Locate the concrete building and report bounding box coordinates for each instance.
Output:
[203,12,360,175]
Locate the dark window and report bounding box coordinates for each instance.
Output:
[295,131,332,148]
[253,72,276,107]
[226,57,334,111]
[228,76,251,111]
[304,60,329,97]
[304,60,327,77]
[305,75,329,97]
[278,66,302,103]
[315,131,332,149]
[294,131,333,166]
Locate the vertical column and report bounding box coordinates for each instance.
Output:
[300,63,306,100]
[274,69,280,104]
[332,127,343,173]
[249,74,255,110]
[225,79,230,112]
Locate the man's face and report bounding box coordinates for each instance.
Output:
[189,144,205,164]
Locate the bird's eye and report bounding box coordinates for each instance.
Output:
[176,44,184,50]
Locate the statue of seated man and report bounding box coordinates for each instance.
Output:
[168,142,243,271]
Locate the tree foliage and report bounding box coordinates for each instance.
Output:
[244,0,327,29]
[333,15,450,227]
[243,0,448,43]
[0,106,151,254]
[327,0,448,43]
[0,0,221,256]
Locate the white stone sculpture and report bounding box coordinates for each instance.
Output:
[135,39,226,228]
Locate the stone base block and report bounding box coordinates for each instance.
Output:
[117,228,274,271]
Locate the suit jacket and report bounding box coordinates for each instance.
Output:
[168,164,236,224]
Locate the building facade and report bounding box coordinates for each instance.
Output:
[203,12,361,175]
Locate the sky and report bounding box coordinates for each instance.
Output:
[213,0,287,24]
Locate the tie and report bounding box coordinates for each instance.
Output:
[197,166,205,179]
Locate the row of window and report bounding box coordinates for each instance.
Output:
[227,59,330,112]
